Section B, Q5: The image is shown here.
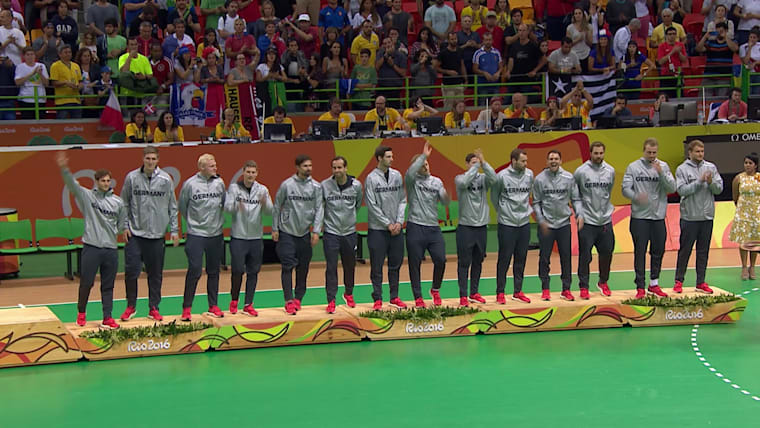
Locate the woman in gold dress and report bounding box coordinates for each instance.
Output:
[730,153,760,280]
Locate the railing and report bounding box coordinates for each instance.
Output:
[0,69,756,118]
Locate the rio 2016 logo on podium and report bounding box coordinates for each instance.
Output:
[405,322,445,334]
[127,339,171,353]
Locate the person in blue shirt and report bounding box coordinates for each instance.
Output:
[319,0,350,44]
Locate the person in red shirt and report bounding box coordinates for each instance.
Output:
[225,18,257,66]
[718,87,748,121]
[285,14,319,60]
[656,26,687,96]
[149,42,174,101]
[136,21,159,57]
[477,11,504,53]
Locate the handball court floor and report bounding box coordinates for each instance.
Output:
[1,249,759,427]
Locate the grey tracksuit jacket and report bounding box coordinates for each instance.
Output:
[676,159,723,221]
[273,174,324,236]
[490,165,534,227]
[178,173,226,237]
[574,160,616,226]
[455,161,497,227]
[533,167,582,229]
[121,166,178,239]
[365,167,407,231]
[321,175,363,236]
[405,154,449,227]
[622,158,677,220]
[62,168,127,249]
[223,180,273,239]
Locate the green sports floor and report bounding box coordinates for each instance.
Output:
[0,266,758,427]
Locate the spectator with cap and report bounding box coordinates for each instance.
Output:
[50,43,82,119]
[32,21,59,71]
[477,10,504,53]
[174,45,200,84]
[286,13,319,60]
[95,65,115,107]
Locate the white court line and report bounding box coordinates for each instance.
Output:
[691,288,760,403]
[0,265,748,309]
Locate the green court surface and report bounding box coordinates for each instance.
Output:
[1,267,758,427]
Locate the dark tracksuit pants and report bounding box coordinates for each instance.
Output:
[406,222,446,299]
[496,224,531,294]
[124,236,166,310]
[323,232,357,302]
[78,244,118,319]
[230,238,263,306]
[368,229,404,301]
[456,225,487,297]
[183,234,224,308]
[630,218,667,289]
[577,223,615,289]
[675,220,713,285]
[538,224,572,291]
[276,232,312,301]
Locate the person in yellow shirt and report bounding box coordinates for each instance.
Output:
[364,95,410,132]
[539,96,561,126]
[560,83,594,128]
[263,106,297,136]
[503,93,537,119]
[444,100,472,129]
[153,111,185,142]
[49,44,83,119]
[402,96,439,128]
[317,97,352,134]
[126,110,153,143]
[215,107,252,139]
[350,20,380,66]
[460,0,488,30]
[649,8,687,49]
[493,0,511,29]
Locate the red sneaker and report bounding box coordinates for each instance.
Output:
[430,289,442,306]
[696,283,714,294]
[597,283,611,297]
[76,312,86,327]
[242,304,258,316]
[414,297,426,308]
[459,297,469,307]
[207,305,224,318]
[285,300,297,315]
[100,317,120,329]
[120,306,136,321]
[647,285,668,297]
[635,288,646,299]
[560,290,575,301]
[326,300,336,314]
[389,298,407,309]
[579,288,590,300]
[294,299,302,311]
[148,307,163,322]
[229,300,238,314]
[469,293,486,304]
[496,293,506,304]
[372,300,383,310]
[673,281,683,294]
[512,292,530,303]
[181,307,192,321]
[541,289,551,301]
[342,294,356,308]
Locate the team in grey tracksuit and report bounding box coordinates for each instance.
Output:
[178,172,226,309]
[321,175,362,303]
[533,166,582,292]
[61,168,127,320]
[273,174,324,303]
[365,166,407,302]
[121,166,178,312]
[622,157,677,289]
[574,160,616,290]
[454,158,497,298]
[224,180,273,307]
[405,154,450,300]
[490,164,534,295]
[675,158,723,286]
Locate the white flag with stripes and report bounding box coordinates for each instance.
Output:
[571,72,617,119]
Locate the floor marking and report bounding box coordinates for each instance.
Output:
[691,286,758,403]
